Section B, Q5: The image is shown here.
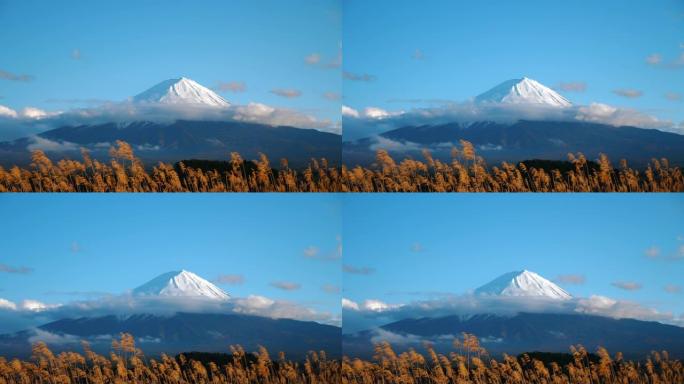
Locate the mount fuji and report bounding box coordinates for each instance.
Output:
[0,270,340,359]
[132,77,230,107]
[343,270,684,359]
[474,270,572,300]
[343,76,684,167]
[0,77,340,168]
[474,77,571,108]
[132,270,230,300]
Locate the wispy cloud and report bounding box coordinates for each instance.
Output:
[322,284,340,294]
[343,265,375,275]
[646,53,662,65]
[411,49,424,60]
[611,281,643,291]
[612,89,643,98]
[214,274,245,285]
[305,53,321,65]
[557,82,587,92]
[270,281,301,291]
[343,71,376,82]
[270,88,302,99]
[665,92,681,101]
[645,246,661,259]
[0,263,33,274]
[323,92,340,101]
[645,51,684,68]
[71,49,81,60]
[302,237,341,261]
[0,69,34,82]
[215,81,246,93]
[70,241,82,253]
[555,274,586,285]
[305,52,341,69]
[664,284,681,294]
[410,242,424,253]
[303,246,319,258]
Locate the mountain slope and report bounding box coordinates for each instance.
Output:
[475,270,571,300]
[344,313,684,359]
[475,77,571,107]
[133,270,229,300]
[0,120,341,168]
[133,77,230,107]
[343,120,684,167]
[0,313,341,359]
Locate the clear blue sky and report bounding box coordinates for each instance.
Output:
[342,194,684,318]
[343,0,684,124]
[0,0,341,123]
[0,194,341,318]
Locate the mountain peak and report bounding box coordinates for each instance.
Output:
[475,270,572,300]
[133,77,230,107]
[475,77,571,108]
[133,270,230,301]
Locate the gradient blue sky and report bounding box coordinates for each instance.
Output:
[343,194,684,318]
[0,0,340,123]
[0,194,341,319]
[344,0,684,124]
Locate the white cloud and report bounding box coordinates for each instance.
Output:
[28,329,80,345]
[0,298,17,310]
[20,300,61,312]
[575,103,669,129]
[0,105,18,118]
[646,53,662,65]
[26,136,79,152]
[555,274,586,285]
[342,298,360,311]
[343,292,680,332]
[575,295,671,322]
[362,299,401,312]
[0,290,339,333]
[342,105,360,118]
[71,49,81,60]
[363,107,391,119]
[0,98,340,138]
[345,100,676,141]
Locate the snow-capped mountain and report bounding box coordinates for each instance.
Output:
[474,270,572,300]
[474,77,571,107]
[133,77,230,107]
[132,270,230,301]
